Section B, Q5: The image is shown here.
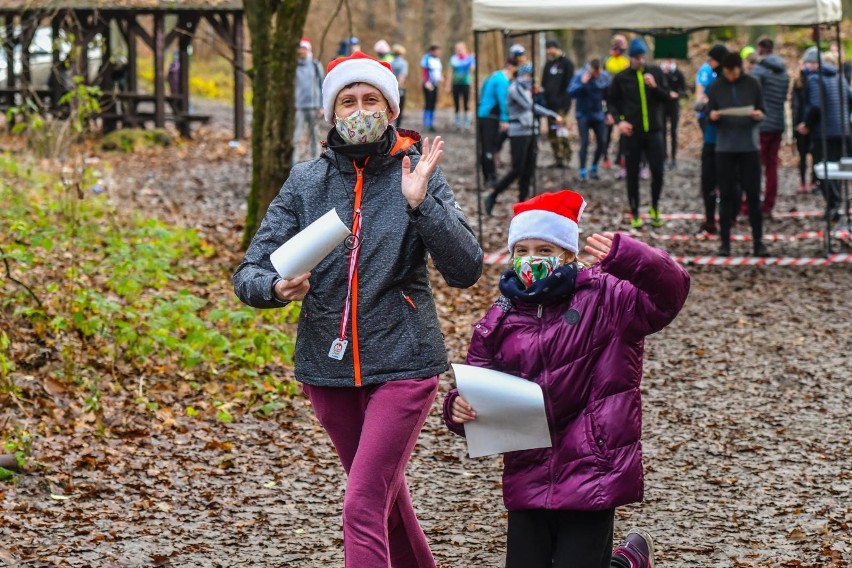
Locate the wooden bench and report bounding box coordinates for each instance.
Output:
[101,92,211,137]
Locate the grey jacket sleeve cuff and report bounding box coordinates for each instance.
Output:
[269,276,292,307]
[406,194,439,220]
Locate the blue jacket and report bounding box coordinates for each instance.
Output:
[805,63,852,139]
[568,66,611,122]
[478,70,511,121]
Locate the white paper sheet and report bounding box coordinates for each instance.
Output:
[452,363,552,458]
[269,209,351,279]
[717,105,755,117]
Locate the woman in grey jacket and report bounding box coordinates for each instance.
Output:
[484,63,562,215]
[233,52,483,568]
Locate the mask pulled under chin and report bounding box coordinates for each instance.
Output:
[513,255,562,288]
[335,108,389,145]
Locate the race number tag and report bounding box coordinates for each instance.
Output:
[328,338,348,360]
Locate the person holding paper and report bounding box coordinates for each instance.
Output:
[233,51,483,568]
[441,190,690,568]
[707,51,768,258]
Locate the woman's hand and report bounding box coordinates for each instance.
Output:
[451,395,477,424]
[584,232,615,264]
[273,272,311,301]
[401,136,444,209]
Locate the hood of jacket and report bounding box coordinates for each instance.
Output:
[759,54,787,73]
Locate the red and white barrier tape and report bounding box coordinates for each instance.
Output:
[672,254,852,266]
[625,210,826,220]
[645,230,850,242]
[482,252,852,267]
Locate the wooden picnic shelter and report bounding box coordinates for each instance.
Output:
[0,0,246,139]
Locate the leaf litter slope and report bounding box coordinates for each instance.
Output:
[1,108,850,567]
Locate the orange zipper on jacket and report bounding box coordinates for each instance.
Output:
[350,161,365,386]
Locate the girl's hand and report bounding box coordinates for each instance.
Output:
[273,272,311,301]
[584,232,615,264]
[451,395,477,424]
[401,136,444,209]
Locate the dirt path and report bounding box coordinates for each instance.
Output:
[1,105,850,567]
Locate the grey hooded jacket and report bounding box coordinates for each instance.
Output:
[751,54,790,133]
[233,128,483,387]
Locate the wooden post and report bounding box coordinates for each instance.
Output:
[127,15,138,93]
[233,11,245,139]
[4,15,15,107]
[176,15,193,136]
[51,16,61,109]
[153,12,165,127]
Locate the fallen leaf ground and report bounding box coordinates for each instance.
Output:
[1,105,850,567]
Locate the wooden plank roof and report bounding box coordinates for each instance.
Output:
[0,0,242,10]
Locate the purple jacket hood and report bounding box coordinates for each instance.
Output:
[443,234,690,511]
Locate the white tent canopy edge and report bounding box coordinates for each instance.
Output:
[472,0,843,31]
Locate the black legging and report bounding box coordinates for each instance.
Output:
[717,151,762,247]
[478,116,501,184]
[664,101,680,162]
[423,86,438,112]
[452,84,470,113]
[396,88,407,128]
[622,131,664,217]
[701,143,717,225]
[490,135,536,203]
[794,131,811,185]
[506,509,628,568]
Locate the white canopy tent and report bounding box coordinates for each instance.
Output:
[469,0,847,254]
[473,0,843,31]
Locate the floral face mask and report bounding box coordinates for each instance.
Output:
[513,255,562,288]
[335,108,389,145]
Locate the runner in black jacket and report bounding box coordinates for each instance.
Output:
[607,37,670,228]
[541,39,575,168]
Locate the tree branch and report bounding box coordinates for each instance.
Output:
[0,245,42,308]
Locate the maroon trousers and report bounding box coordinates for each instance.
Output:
[759,131,783,213]
[303,376,439,568]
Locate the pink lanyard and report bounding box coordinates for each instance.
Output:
[338,207,362,341]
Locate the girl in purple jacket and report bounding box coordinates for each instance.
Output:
[442,190,690,568]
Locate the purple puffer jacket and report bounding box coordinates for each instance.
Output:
[442,234,690,511]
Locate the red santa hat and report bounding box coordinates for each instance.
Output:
[322,52,400,124]
[299,37,312,50]
[507,190,587,254]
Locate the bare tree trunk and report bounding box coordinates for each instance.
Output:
[242,0,312,248]
[393,0,407,45]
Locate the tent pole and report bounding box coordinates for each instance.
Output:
[474,30,483,244]
[835,20,850,233]
[815,25,831,255]
[836,21,847,156]
[530,31,537,198]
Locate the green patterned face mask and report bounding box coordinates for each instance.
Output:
[513,255,561,288]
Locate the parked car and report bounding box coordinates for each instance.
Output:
[0,26,103,93]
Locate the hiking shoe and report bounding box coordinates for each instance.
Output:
[754,243,770,258]
[617,167,627,179]
[603,158,612,169]
[578,168,588,181]
[613,529,655,568]
[630,216,644,229]
[590,165,600,180]
[649,206,664,228]
[698,221,717,235]
[484,193,496,217]
[640,166,650,180]
[717,243,731,257]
